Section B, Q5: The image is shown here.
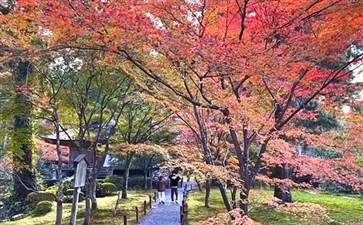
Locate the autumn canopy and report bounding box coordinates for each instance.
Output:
[1,0,363,221]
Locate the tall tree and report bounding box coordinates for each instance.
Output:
[10,59,37,213]
[114,99,173,199]
[1,0,363,217]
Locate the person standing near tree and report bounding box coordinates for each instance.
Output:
[168,170,181,203]
[156,176,167,204]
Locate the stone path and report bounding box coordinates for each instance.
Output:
[138,180,195,225]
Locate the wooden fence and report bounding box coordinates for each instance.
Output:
[114,192,157,225]
[180,183,193,225]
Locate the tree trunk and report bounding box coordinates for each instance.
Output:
[148,167,153,189]
[143,169,148,189]
[204,178,211,208]
[10,60,37,215]
[218,182,232,211]
[55,200,63,225]
[231,186,237,209]
[239,190,249,215]
[195,177,203,192]
[54,119,63,225]
[122,153,134,199]
[83,184,92,225]
[273,165,293,203]
[91,179,97,209]
[122,168,130,199]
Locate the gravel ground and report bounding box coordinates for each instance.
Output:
[139,179,195,225]
[138,188,184,225]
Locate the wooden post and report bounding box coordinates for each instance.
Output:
[180,205,183,223]
[149,195,152,208]
[135,206,139,223]
[123,215,128,225]
[69,155,88,225]
[184,203,188,222]
[69,187,80,225]
[143,201,147,215]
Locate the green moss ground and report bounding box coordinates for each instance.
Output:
[187,189,363,225]
[2,190,152,225]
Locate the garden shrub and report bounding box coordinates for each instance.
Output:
[128,176,144,188]
[62,176,74,191]
[104,175,123,189]
[282,202,332,224]
[100,182,117,196]
[32,201,52,216]
[62,192,85,203]
[25,192,56,206]
[65,189,75,196]
[45,186,58,196]
[62,196,73,203]
[96,182,106,197]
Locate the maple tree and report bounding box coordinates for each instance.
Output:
[112,98,174,199]
[1,0,363,221]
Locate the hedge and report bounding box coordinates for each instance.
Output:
[32,201,52,216]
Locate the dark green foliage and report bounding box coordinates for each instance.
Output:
[62,195,73,203]
[2,200,26,219]
[315,148,343,159]
[320,182,353,193]
[45,185,58,196]
[96,182,117,197]
[62,177,74,191]
[64,189,75,196]
[104,175,123,189]
[8,60,37,216]
[62,192,85,203]
[296,111,341,134]
[31,201,52,216]
[25,192,56,206]
[128,176,145,188]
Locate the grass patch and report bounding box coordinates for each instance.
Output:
[2,190,152,225]
[293,191,363,224]
[187,189,363,225]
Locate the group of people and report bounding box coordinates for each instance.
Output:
[155,170,182,204]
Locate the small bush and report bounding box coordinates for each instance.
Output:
[65,189,75,196]
[25,192,56,206]
[45,186,58,196]
[100,182,117,196]
[62,192,85,203]
[62,196,73,203]
[62,177,74,191]
[128,176,144,188]
[32,201,52,216]
[104,175,123,189]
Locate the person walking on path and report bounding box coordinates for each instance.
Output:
[156,176,167,204]
[168,170,181,203]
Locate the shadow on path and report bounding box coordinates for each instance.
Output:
[138,180,195,225]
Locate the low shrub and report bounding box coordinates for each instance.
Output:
[25,192,56,206]
[62,192,85,203]
[128,176,144,188]
[104,175,123,189]
[32,201,52,216]
[62,195,73,203]
[100,182,117,195]
[45,186,58,196]
[62,177,74,191]
[282,202,332,224]
[64,189,75,196]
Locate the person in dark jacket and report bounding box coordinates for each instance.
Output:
[168,170,181,203]
[156,176,167,204]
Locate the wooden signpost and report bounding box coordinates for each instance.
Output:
[70,154,88,225]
